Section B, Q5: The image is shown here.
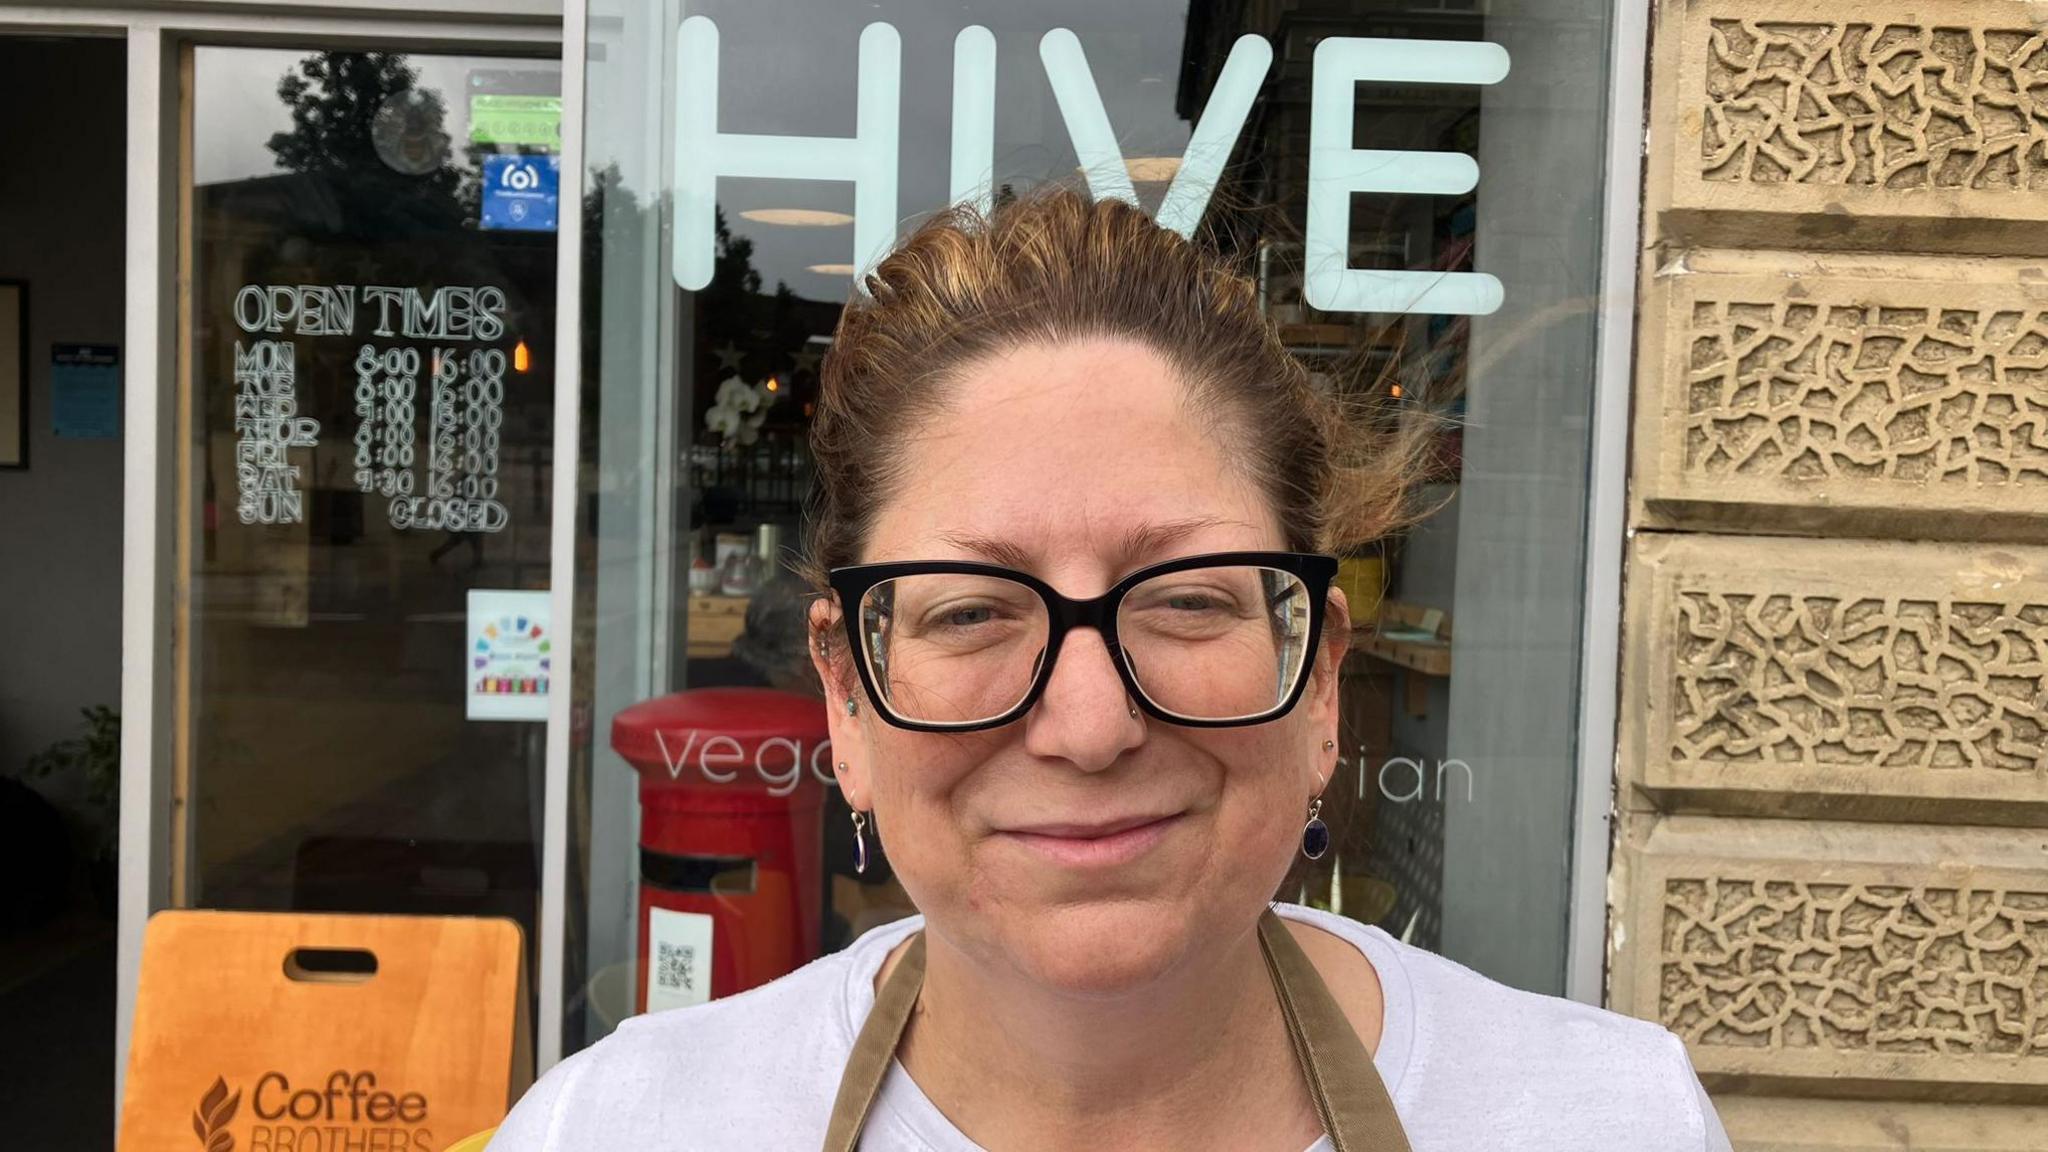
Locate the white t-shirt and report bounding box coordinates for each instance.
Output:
[492,903,1732,1151]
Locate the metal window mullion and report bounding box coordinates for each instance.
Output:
[1566,0,1652,1008]
[539,0,590,1073]
[114,17,177,1130]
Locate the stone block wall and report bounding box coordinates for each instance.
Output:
[1614,3,2048,1146]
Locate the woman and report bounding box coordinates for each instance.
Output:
[492,191,1731,1151]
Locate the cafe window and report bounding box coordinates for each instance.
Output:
[569,0,1617,1049]
[182,47,563,990]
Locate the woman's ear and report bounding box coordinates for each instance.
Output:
[1309,586,1352,731]
[807,596,851,699]
[809,597,873,807]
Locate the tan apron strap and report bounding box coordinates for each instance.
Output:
[824,914,1411,1151]
[821,930,925,1152]
[1257,909,1412,1152]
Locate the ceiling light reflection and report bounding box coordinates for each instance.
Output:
[739,208,855,227]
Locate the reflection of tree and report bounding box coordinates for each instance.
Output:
[692,209,837,431]
[694,208,762,368]
[267,52,464,233]
[580,163,632,459]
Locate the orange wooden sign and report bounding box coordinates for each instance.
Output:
[119,911,529,1152]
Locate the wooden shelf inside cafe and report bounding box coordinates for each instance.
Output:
[1348,600,1452,716]
[1352,599,1451,678]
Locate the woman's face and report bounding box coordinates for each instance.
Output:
[814,337,1349,995]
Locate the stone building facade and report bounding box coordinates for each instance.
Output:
[1612,3,2048,1146]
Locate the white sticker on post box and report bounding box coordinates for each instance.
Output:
[647,907,715,1013]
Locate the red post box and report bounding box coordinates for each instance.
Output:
[610,687,829,1012]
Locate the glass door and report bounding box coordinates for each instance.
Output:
[566,0,1618,1055]
[177,44,563,993]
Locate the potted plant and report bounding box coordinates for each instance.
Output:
[705,375,776,446]
[26,705,120,915]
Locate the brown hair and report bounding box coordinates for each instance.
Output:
[800,188,1437,608]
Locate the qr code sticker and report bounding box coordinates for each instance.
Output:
[657,941,697,995]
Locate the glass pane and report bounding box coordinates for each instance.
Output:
[183,48,562,993]
[573,0,1612,1051]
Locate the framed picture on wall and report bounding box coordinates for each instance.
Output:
[0,280,24,468]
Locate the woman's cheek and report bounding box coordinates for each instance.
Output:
[870,755,971,887]
[1227,737,1316,852]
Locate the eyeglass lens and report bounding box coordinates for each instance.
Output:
[855,564,1314,725]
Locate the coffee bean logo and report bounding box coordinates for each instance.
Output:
[193,1076,241,1152]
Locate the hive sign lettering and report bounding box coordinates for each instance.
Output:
[673,19,1509,315]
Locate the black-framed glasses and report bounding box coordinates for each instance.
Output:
[827,550,1339,732]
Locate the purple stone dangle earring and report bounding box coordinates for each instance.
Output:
[1302,742,1333,860]
[1301,798,1329,860]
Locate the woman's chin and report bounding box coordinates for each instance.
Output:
[991,899,1207,996]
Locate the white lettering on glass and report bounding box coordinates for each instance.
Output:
[353,344,418,504]
[950,26,998,215]
[1039,29,1139,207]
[669,21,1509,316]
[1037,29,1270,232]
[673,16,902,290]
[232,339,319,525]
[375,345,510,534]
[1154,34,1272,239]
[227,281,514,534]
[230,284,358,336]
[1305,37,1509,315]
[235,283,504,339]
[361,285,508,341]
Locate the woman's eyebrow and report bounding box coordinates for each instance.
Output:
[935,532,1036,570]
[1118,517,1239,561]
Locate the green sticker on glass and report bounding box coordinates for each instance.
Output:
[470,94,561,147]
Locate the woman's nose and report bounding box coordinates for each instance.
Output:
[1021,626,1142,771]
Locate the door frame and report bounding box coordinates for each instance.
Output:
[0,0,563,1126]
[1566,0,1651,1007]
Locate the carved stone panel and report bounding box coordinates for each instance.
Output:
[1702,20,2048,193]
[1664,877,2048,1059]
[1649,1,2048,254]
[1635,255,2048,540]
[1622,533,2048,813]
[1613,816,2048,1094]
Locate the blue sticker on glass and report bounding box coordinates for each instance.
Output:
[481,154,560,232]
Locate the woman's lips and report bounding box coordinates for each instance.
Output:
[995,813,1184,867]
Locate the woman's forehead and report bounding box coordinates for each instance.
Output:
[908,338,1198,467]
[864,337,1283,571]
